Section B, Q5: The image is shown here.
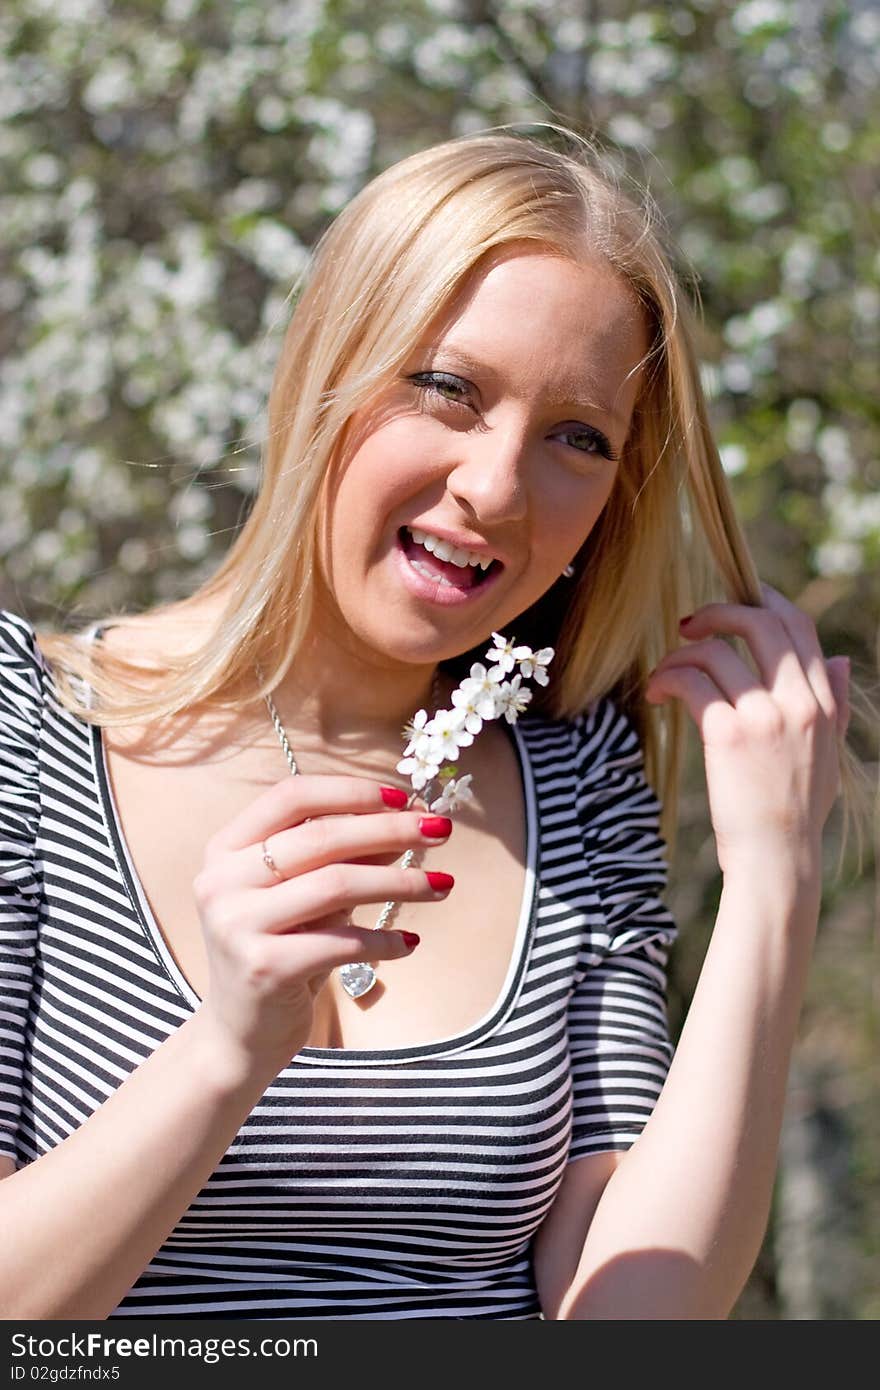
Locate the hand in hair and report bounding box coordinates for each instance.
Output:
[191,778,453,1071]
[644,580,849,880]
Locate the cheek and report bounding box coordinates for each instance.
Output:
[324,447,393,554]
[332,421,436,528]
[321,434,433,586]
[531,468,617,563]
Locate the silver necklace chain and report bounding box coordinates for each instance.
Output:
[262,690,302,779]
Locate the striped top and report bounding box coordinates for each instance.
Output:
[0,607,677,1320]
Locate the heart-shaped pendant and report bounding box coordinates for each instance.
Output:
[339,961,377,999]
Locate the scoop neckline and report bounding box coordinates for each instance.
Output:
[85,626,540,1066]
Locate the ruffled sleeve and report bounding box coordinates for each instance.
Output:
[565,696,678,1162]
[0,609,45,1163]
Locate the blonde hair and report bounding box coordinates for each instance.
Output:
[37,123,874,874]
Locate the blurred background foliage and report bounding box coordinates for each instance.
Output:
[0,0,877,1318]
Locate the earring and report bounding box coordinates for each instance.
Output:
[562,562,575,579]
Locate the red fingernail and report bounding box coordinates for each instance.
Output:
[380,785,408,808]
[419,815,452,839]
[401,931,420,949]
[679,613,694,626]
[426,871,455,893]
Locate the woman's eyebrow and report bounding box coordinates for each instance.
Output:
[427,346,626,428]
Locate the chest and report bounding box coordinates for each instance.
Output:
[100,720,530,1051]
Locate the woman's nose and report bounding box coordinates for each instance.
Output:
[445,423,529,526]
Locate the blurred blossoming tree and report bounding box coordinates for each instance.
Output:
[1,0,877,1318]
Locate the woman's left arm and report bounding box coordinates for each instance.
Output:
[546,582,851,1320]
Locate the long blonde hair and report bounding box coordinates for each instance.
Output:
[37,124,874,872]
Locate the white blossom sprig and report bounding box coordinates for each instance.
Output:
[394,634,555,813]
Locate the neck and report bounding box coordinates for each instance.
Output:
[259,630,446,750]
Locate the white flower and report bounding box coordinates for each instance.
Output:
[494,674,533,724]
[427,706,474,761]
[516,645,555,686]
[456,661,502,715]
[485,632,532,677]
[429,773,475,814]
[450,680,494,735]
[396,747,441,791]
[401,707,431,756]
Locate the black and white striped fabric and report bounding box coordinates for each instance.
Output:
[0,607,677,1320]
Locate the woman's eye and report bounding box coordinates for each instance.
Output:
[558,426,619,462]
[408,371,471,405]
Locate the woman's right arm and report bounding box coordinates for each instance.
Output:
[0,774,453,1319]
[0,1006,286,1319]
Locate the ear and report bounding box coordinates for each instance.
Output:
[825,655,851,739]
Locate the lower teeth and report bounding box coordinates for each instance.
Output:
[409,557,471,589]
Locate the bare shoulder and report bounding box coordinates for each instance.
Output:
[96,598,249,759]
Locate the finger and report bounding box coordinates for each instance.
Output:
[645,663,739,742]
[757,581,838,723]
[679,600,816,714]
[237,810,452,889]
[250,862,454,933]
[647,638,761,707]
[263,922,422,975]
[209,777,410,855]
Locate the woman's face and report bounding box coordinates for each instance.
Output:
[316,245,649,670]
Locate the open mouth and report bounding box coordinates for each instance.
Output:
[397,526,502,593]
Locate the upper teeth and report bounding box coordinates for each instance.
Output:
[407,527,494,570]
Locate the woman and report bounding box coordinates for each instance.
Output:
[0,126,858,1319]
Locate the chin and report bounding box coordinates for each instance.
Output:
[333,566,541,670]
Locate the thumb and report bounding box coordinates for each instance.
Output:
[825,655,851,738]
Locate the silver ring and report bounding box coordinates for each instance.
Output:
[261,838,284,883]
